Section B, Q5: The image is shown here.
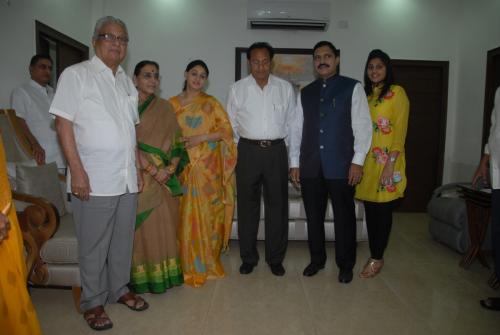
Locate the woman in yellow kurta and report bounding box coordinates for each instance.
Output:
[355,49,410,278]
[0,135,42,335]
[169,60,237,287]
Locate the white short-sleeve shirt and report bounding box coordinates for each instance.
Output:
[10,80,66,168]
[49,56,139,196]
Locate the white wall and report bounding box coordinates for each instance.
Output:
[0,0,92,106]
[1,0,498,184]
[448,0,500,182]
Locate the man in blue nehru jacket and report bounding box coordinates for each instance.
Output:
[290,41,372,283]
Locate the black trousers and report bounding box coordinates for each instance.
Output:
[492,189,500,278]
[301,174,357,270]
[363,200,397,260]
[236,140,289,265]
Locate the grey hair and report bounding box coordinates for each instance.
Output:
[92,16,128,39]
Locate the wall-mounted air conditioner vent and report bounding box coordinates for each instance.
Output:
[247,1,330,31]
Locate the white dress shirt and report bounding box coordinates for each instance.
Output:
[485,87,500,189]
[49,56,139,196]
[290,82,372,168]
[10,80,66,168]
[226,74,298,156]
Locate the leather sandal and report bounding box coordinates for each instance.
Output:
[117,291,149,311]
[359,258,384,278]
[83,305,113,331]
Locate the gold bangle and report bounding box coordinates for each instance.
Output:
[166,165,176,174]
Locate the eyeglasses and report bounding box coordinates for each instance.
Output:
[250,59,271,67]
[97,33,129,45]
[141,72,160,80]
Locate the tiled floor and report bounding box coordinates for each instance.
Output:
[31,213,500,335]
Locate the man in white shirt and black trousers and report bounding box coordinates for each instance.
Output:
[227,42,298,276]
[290,41,372,283]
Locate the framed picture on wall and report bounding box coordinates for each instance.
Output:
[235,47,340,93]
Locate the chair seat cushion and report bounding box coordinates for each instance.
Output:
[40,214,78,264]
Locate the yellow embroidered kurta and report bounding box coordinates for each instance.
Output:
[0,135,42,335]
[169,92,237,287]
[356,85,409,202]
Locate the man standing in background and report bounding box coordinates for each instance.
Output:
[11,54,66,170]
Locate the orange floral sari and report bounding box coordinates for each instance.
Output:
[0,134,42,335]
[169,92,237,287]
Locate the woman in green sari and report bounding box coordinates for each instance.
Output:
[130,60,188,293]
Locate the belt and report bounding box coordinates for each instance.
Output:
[239,137,284,148]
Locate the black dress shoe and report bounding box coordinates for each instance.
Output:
[303,263,325,277]
[239,263,255,275]
[270,263,285,276]
[480,297,500,311]
[338,268,353,283]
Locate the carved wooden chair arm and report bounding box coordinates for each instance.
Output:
[12,191,60,283]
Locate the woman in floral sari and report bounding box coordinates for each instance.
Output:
[130,60,188,293]
[355,50,410,278]
[0,134,42,335]
[169,60,237,287]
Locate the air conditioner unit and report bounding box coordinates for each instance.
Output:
[247,1,330,31]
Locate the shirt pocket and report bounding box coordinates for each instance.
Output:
[271,101,287,126]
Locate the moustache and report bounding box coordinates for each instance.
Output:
[318,64,330,69]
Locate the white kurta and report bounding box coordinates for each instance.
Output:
[10,80,66,168]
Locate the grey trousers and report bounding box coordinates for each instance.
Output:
[71,192,137,311]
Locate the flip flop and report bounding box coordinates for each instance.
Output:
[83,305,113,331]
[480,297,500,311]
[117,291,149,311]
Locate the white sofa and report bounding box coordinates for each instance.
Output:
[230,184,368,241]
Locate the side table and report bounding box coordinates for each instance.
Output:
[458,184,491,269]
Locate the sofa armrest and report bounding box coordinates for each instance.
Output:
[431,182,470,198]
[13,191,60,284]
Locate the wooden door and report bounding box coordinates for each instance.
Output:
[392,60,449,212]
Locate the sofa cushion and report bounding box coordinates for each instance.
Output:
[16,162,66,216]
[40,213,78,264]
[427,196,466,230]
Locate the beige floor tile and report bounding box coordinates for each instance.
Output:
[30,213,499,335]
[204,275,316,335]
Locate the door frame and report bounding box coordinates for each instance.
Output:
[35,20,89,79]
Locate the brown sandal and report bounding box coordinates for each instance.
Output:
[359,258,384,278]
[117,291,149,311]
[83,305,113,331]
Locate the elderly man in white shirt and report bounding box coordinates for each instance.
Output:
[50,16,147,331]
[473,86,500,311]
[227,42,298,277]
[10,54,65,169]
